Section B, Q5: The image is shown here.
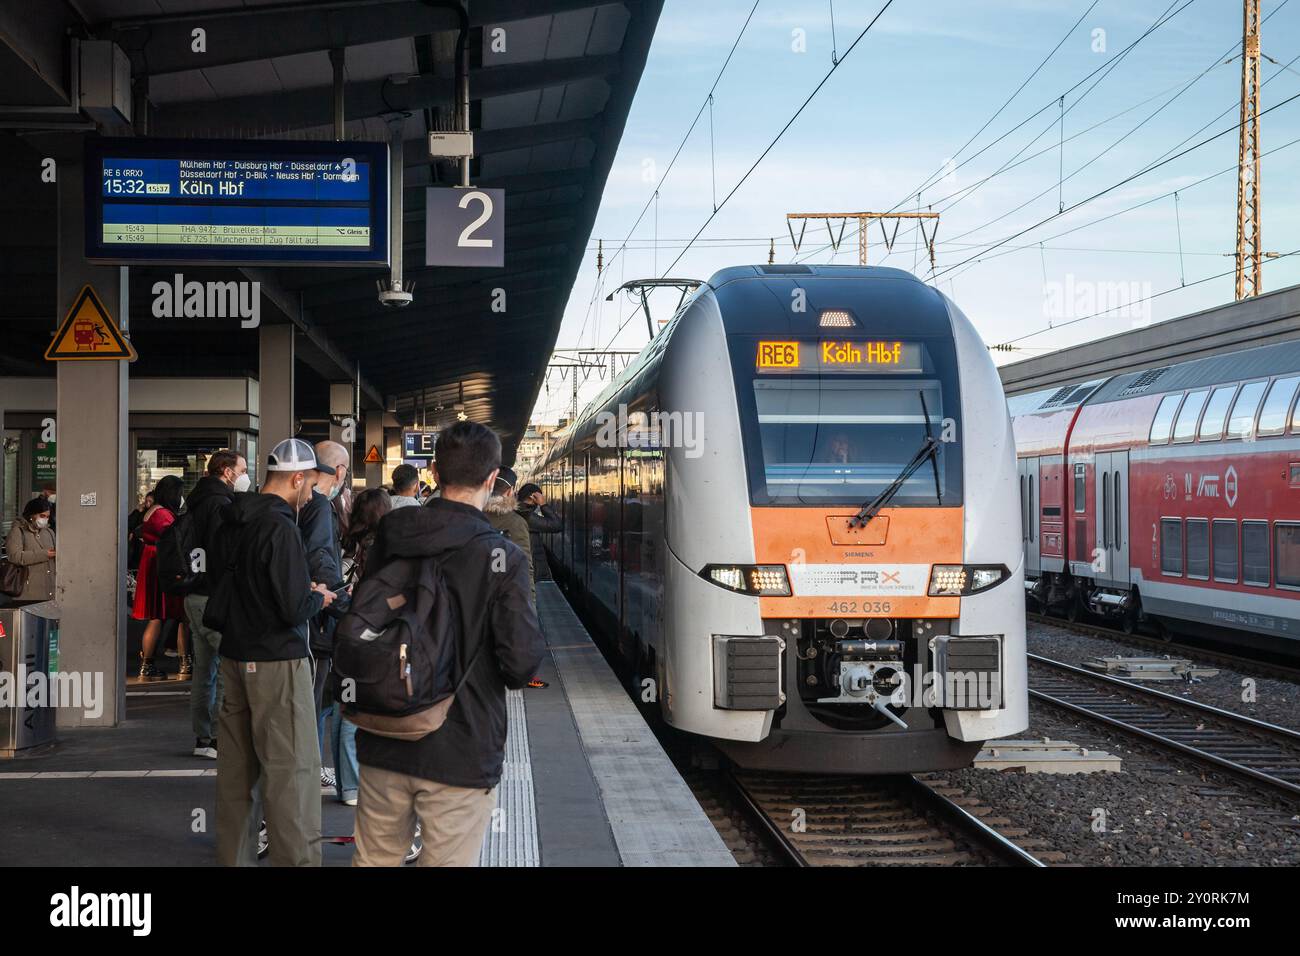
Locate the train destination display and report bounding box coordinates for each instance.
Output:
[84,138,390,266]
[756,339,925,374]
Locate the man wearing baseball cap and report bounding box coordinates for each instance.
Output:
[204,438,338,866]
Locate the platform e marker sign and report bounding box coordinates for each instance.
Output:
[46,285,138,361]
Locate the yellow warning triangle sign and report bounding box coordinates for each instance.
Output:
[364,444,383,464]
[46,285,138,361]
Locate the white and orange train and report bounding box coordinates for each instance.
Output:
[533,265,1027,773]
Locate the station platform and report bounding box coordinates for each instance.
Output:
[0,581,734,867]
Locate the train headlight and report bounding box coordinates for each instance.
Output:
[928,564,1009,596]
[701,564,792,596]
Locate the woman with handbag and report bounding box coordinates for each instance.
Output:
[2,498,56,602]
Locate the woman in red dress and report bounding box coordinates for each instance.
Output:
[132,474,189,681]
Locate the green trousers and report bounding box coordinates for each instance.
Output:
[215,656,321,866]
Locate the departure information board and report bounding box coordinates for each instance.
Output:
[84,138,390,266]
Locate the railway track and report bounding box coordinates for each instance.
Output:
[728,771,1046,867]
[1027,611,1300,683]
[1028,652,1300,800]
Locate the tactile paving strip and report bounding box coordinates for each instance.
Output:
[478,688,540,866]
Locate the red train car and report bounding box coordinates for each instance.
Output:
[1010,340,1300,646]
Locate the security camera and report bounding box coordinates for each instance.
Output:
[376,278,414,308]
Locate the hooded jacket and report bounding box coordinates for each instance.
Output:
[203,492,324,662]
[485,495,533,603]
[186,474,235,598]
[355,497,545,789]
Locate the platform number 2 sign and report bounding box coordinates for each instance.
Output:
[426,187,505,268]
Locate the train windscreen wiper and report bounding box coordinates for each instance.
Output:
[849,391,942,529]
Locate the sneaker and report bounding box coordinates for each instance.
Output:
[404,823,422,864]
[321,767,337,795]
[526,677,549,689]
[341,791,358,807]
[178,654,193,679]
[138,657,167,682]
[193,737,217,759]
[257,820,270,859]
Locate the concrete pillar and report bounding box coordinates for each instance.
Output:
[54,162,129,728]
[364,413,383,488]
[258,324,295,480]
[328,381,354,454]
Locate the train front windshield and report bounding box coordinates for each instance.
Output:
[733,337,964,507]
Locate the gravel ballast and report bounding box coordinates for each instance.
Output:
[940,700,1300,866]
[1027,619,1300,732]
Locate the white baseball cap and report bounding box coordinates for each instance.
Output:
[267,438,333,474]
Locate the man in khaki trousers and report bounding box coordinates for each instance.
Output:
[203,438,337,866]
[350,422,545,867]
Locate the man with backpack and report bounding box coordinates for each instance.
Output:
[204,438,337,866]
[179,449,249,759]
[346,421,544,867]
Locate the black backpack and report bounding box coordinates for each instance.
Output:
[331,541,487,741]
[157,508,203,596]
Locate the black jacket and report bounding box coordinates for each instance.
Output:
[186,475,235,597]
[356,497,546,789]
[203,493,324,662]
[299,489,348,654]
[517,502,563,582]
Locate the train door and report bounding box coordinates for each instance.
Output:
[1019,457,1041,577]
[1093,450,1130,587]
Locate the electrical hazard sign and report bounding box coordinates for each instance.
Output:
[363,445,383,464]
[46,285,137,361]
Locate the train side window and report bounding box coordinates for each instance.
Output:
[1160,518,1183,576]
[1242,520,1270,587]
[1112,471,1122,547]
[1101,474,1110,549]
[1276,523,1300,590]
[1019,475,1026,540]
[1073,463,1086,513]
[1029,477,1035,542]
[1258,375,1300,436]
[1197,385,1236,441]
[1171,390,1209,443]
[1213,519,1238,583]
[1185,519,1209,580]
[1148,393,1182,444]
[1226,380,1268,440]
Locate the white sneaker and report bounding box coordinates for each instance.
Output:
[320,767,337,795]
[404,823,422,864]
[193,737,217,759]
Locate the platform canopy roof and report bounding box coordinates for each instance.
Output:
[0,0,663,455]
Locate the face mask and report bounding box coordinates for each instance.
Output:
[35,517,49,529]
[232,473,251,493]
[46,495,55,504]
[327,481,342,501]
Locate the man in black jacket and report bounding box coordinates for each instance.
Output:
[352,421,545,867]
[206,438,337,867]
[515,482,563,583]
[298,439,351,799]
[183,449,248,759]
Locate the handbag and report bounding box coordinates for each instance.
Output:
[1,560,28,597]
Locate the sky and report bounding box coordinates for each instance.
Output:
[530,0,1300,425]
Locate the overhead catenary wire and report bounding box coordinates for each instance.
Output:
[570,0,763,350]
[598,0,898,352]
